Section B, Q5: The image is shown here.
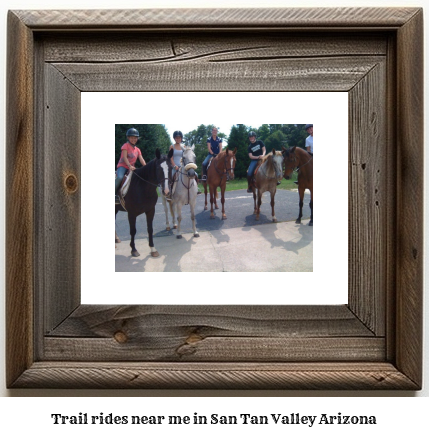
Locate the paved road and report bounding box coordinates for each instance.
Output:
[115,188,312,241]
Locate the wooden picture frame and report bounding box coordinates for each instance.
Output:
[6,7,423,389]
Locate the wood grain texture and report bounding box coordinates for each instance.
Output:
[5,7,423,390]
[43,64,81,333]
[11,362,419,390]
[395,9,424,387]
[42,33,388,63]
[14,8,421,29]
[348,62,387,335]
[52,56,384,92]
[5,11,34,388]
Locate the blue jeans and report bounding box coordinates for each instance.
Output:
[202,153,217,175]
[115,166,127,193]
[247,160,258,178]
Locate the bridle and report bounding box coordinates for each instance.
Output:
[214,152,235,181]
[283,151,313,175]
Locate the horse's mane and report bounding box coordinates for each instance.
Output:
[260,150,282,168]
[133,154,168,179]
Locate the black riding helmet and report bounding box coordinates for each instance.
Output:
[173,130,183,139]
[126,127,140,137]
[248,131,257,138]
[305,124,313,130]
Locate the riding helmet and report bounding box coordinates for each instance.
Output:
[173,130,183,139]
[248,131,257,138]
[126,127,140,137]
[305,124,313,130]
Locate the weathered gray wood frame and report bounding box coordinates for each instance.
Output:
[6,8,423,390]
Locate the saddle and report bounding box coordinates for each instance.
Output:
[115,170,132,209]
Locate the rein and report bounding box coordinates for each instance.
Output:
[214,153,235,181]
[133,159,170,188]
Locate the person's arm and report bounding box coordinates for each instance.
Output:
[121,149,135,171]
[138,153,146,166]
[207,140,213,155]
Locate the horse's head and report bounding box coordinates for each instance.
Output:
[182,145,197,178]
[155,148,174,196]
[282,146,298,180]
[271,148,284,181]
[225,147,237,181]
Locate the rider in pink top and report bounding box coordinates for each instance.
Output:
[115,128,146,201]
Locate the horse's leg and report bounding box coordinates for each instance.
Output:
[128,213,139,257]
[203,181,208,211]
[169,198,177,229]
[309,186,313,226]
[176,202,183,239]
[146,208,159,257]
[270,189,277,223]
[256,190,262,221]
[161,192,171,231]
[190,197,199,237]
[296,186,305,224]
[115,209,121,243]
[253,188,257,215]
[209,185,215,219]
[221,183,227,220]
[214,187,219,209]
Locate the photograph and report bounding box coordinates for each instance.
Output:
[113,123,314,272]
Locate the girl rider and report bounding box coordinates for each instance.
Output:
[246,131,266,193]
[202,127,223,181]
[115,127,146,203]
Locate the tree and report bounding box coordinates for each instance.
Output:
[227,124,249,179]
[264,130,287,151]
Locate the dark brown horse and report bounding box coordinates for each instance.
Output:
[203,148,237,219]
[282,146,313,226]
[251,149,284,222]
[115,148,173,257]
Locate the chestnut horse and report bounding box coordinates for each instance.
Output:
[282,146,313,226]
[203,148,237,219]
[251,149,284,222]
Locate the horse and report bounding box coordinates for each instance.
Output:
[203,148,237,220]
[160,145,200,239]
[282,146,313,226]
[115,148,174,257]
[250,149,284,222]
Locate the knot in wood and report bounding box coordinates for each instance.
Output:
[64,173,78,194]
[114,331,128,343]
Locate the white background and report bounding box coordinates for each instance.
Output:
[0,0,428,430]
[82,92,348,305]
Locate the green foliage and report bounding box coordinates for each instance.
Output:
[264,130,287,151]
[227,124,251,179]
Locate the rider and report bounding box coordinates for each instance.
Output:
[247,131,266,193]
[115,127,146,203]
[201,127,222,181]
[305,124,313,154]
[165,130,201,200]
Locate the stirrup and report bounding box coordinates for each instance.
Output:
[115,195,120,204]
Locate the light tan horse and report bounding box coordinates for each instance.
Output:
[250,149,284,222]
